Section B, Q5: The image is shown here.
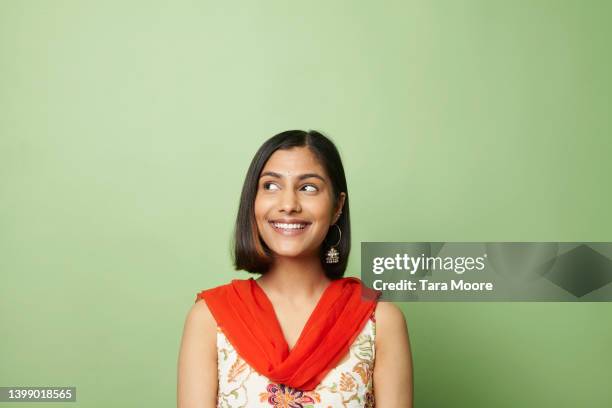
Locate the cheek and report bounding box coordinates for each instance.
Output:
[254,196,267,218]
[308,199,335,221]
[254,198,274,233]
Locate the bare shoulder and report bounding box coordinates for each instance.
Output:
[374,301,408,335]
[187,298,217,330]
[179,298,218,358]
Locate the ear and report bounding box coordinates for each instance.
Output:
[333,192,346,224]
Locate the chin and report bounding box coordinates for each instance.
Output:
[271,248,305,258]
[268,243,311,258]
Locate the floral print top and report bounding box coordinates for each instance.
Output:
[215,312,377,408]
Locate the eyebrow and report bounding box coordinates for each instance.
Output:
[259,171,326,183]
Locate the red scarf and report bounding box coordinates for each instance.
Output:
[196,276,381,391]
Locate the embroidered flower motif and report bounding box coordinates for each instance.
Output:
[339,372,356,392]
[227,358,247,382]
[259,383,316,407]
[353,361,373,385]
[353,334,374,362]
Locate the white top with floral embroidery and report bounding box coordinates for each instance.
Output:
[215,312,377,408]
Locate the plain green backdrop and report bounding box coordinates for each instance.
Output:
[1,1,611,407]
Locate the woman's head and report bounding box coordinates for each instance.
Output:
[233,130,350,279]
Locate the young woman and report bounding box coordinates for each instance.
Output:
[178,130,413,407]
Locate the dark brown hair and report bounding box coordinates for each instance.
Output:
[232,129,350,280]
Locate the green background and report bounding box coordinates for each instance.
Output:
[1,1,611,407]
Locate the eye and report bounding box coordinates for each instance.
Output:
[262,182,280,191]
[301,184,318,192]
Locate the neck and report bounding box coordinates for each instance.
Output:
[256,255,332,301]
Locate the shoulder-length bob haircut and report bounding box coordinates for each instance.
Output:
[232,129,350,280]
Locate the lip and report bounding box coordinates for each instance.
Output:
[268,219,312,236]
[269,218,312,224]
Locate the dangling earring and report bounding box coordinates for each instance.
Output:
[325,223,342,264]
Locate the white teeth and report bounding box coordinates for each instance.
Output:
[272,222,307,229]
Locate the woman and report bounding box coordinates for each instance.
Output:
[178,130,413,407]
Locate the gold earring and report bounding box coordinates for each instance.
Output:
[325,224,341,264]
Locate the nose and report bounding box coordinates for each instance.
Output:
[279,188,301,213]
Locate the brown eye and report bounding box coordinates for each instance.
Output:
[301,184,318,192]
[263,182,280,191]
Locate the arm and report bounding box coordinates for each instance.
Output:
[177,299,218,408]
[373,301,414,407]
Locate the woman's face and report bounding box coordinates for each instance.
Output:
[254,146,345,259]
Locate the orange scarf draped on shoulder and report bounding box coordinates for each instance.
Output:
[196,276,381,391]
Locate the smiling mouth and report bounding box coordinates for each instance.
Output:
[269,221,311,235]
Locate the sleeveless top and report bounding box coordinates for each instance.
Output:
[215,311,377,408]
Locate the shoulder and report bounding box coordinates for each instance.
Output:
[374,301,406,323]
[188,277,255,332]
[374,302,408,340]
[190,297,217,325]
[187,280,230,335]
[183,298,218,342]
